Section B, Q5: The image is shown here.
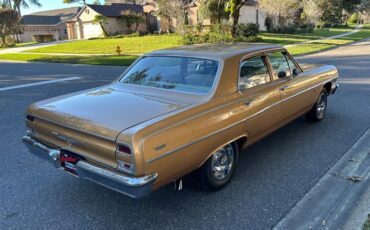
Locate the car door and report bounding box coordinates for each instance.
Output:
[238,54,282,138]
[267,51,314,121]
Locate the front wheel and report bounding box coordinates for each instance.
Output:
[195,142,238,191]
[306,88,328,122]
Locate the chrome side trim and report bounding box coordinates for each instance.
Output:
[147,77,338,163]
[147,99,282,163]
[281,78,337,103]
[146,119,246,163]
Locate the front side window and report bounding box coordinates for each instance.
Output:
[268,52,292,79]
[120,56,219,94]
[239,56,270,90]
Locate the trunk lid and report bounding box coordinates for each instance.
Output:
[33,87,184,140]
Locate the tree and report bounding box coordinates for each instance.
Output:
[225,0,246,36]
[259,0,298,31]
[120,9,145,33]
[63,0,86,5]
[317,0,344,27]
[157,0,186,34]
[92,14,108,37]
[0,0,41,15]
[0,8,19,46]
[301,0,322,27]
[198,0,229,24]
[13,0,41,16]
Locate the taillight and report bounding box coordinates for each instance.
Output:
[116,144,134,175]
[118,145,131,155]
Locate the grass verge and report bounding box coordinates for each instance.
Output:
[0,42,38,50]
[26,27,356,55]
[259,27,354,45]
[27,35,182,55]
[0,25,369,66]
[287,25,370,55]
[0,53,138,66]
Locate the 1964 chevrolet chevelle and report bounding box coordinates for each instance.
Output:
[23,43,339,198]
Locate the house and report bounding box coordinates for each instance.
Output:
[239,0,267,31]
[19,7,81,42]
[142,0,265,32]
[141,0,210,33]
[65,3,147,40]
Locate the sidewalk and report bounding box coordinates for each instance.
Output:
[285,25,364,48]
[274,127,370,229]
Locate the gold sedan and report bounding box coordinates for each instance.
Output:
[23,43,339,198]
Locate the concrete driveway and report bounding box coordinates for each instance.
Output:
[0,40,370,229]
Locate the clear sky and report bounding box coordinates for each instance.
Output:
[21,0,97,15]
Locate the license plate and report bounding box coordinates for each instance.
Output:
[60,152,80,174]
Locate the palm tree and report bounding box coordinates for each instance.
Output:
[13,0,41,16]
[93,14,108,37]
[63,0,86,5]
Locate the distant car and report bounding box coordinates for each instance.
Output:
[23,43,339,198]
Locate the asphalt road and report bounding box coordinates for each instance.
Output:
[1,41,370,230]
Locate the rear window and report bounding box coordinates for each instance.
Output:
[120,56,219,94]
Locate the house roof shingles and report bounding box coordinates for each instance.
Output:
[21,7,81,26]
[87,3,144,17]
[21,15,63,26]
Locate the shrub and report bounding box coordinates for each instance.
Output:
[237,23,260,37]
[348,13,360,24]
[32,35,54,43]
[265,16,273,32]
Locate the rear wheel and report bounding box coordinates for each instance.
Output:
[195,142,238,191]
[306,88,328,122]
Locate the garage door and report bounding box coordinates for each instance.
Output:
[82,23,103,39]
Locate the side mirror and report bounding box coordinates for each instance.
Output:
[278,71,287,79]
[292,69,300,77]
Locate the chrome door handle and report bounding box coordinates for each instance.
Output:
[244,100,255,106]
[279,86,289,91]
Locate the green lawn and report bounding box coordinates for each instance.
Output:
[0,42,38,50]
[259,27,354,45]
[0,53,138,66]
[287,25,370,55]
[27,27,355,55]
[27,35,182,55]
[1,25,370,66]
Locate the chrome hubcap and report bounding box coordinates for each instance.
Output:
[211,144,234,180]
[317,93,326,118]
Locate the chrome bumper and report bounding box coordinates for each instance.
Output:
[22,135,157,198]
[331,83,339,94]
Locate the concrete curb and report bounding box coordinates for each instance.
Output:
[273,128,370,230]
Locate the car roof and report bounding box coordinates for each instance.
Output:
[147,42,282,60]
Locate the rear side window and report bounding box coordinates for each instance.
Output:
[239,56,270,90]
[268,52,292,79]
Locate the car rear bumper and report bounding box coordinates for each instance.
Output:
[22,135,157,198]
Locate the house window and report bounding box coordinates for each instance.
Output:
[86,9,89,14]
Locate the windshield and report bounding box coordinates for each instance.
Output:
[120,56,219,94]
